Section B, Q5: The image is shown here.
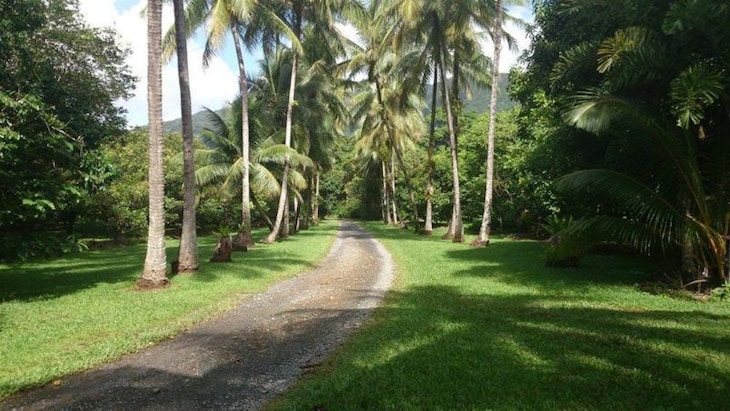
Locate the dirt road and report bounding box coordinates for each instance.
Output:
[2,220,394,410]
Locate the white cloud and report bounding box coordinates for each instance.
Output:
[79,0,239,127]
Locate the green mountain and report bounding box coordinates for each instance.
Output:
[162,107,228,136]
[424,73,517,114]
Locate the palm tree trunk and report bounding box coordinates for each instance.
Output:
[390,158,398,225]
[231,25,254,250]
[313,171,321,224]
[252,191,274,231]
[424,64,439,235]
[172,0,198,274]
[391,157,410,230]
[138,0,169,290]
[438,39,463,243]
[474,0,502,247]
[381,161,392,224]
[293,196,300,233]
[263,53,298,243]
[374,78,419,231]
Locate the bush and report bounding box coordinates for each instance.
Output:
[541,215,588,267]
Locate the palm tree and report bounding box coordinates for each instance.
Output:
[386,1,468,240]
[262,0,360,242]
[261,2,302,243]
[194,98,313,229]
[172,0,198,272]
[138,0,170,290]
[346,3,425,231]
[164,0,261,250]
[473,0,503,247]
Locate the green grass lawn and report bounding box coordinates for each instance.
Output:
[272,222,730,410]
[0,221,339,400]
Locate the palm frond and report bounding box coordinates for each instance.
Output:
[670,62,724,128]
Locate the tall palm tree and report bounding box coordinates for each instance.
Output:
[262,1,302,243]
[386,2,467,240]
[473,0,503,247]
[262,0,360,242]
[172,0,199,272]
[164,0,261,250]
[346,3,424,230]
[138,0,169,290]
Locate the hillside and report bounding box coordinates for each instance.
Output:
[162,107,228,136]
[424,73,516,114]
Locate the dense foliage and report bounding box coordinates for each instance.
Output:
[0,0,134,260]
[513,0,730,284]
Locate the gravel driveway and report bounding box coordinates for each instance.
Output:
[2,220,394,410]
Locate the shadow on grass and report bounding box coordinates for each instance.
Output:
[0,245,146,302]
[446,240,657,288]
[190,224,340,284]
[278,285,730,410]
[0,221,339,302]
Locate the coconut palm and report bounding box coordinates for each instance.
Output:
[194,98,313,229]
[262,0,362,243]
[138,0,169,290]
[473,0,504,247]
[172,0,198,272]
[345,3,425,231]
[163,0,287,249]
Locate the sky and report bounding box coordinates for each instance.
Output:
[78,1,533,127]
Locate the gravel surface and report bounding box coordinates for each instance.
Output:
[2,220,394,410]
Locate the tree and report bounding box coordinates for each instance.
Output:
[0,0,134,260]
[164,0,261,250]
[194,98,313,230]
[172,0,198,273]
[262,0,359,242]
[526,0,730,285]
[473,0,503,247]
[138,0,170,290]
[386,0,507,240]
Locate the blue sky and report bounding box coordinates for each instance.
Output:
[80,1,533,127]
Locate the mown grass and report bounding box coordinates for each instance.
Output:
[0,221,339,400]
[273,222,730,410]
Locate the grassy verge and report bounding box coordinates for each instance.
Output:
[273,222,730,410]
[0,221,339,399]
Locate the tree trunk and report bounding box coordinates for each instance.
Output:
[438,37,463,243]
[263,12,300,244]
[381,161,392,224]
[390,156,406,229]
[210,235,233,262]
[293,196,301,233]
[473,0,502,247]
[172,0,198,274]
[231,25,254,250]
[252,192,274,231]
[312,171,320,224]
[424,63,439,236]
[138,0,169,290]
[374,79,419,232]
[301,187,310,230]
